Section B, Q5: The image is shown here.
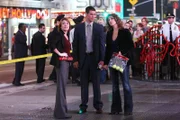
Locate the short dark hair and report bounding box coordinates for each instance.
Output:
[85,6,96,14]
[38,23,45,28]
[18,23,25,30]
[141,17,148,23]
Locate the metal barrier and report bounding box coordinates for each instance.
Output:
[133,25,180,81]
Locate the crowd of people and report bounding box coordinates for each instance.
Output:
[10,4,180,119]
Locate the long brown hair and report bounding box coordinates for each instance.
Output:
[106,13,123,31]
[58,18,71,32]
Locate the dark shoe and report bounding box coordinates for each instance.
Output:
[37,79,45,83]
[124,112,132,116]
[12,82,25,86]
[96,109,103,114]
[78,109,87,114]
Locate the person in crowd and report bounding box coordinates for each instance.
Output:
[12,23,28,86]
[160,13,180,80]
[69,15,84,85]
[50,18,72,119]
[48,14,65,82]
[132,23,144,77]
[103,13,134,115]
[124,22,133,34]
[31,23,47,83]
[127,20,134,34]
[141,17,149,33]
[133,23,144,43]
[73,6,105,114]
[97,17,108,84]
[11,33,16,58]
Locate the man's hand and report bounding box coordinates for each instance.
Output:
[103,65,108,70]
[73,61,79,69]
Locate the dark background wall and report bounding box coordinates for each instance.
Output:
[124,0,180,21]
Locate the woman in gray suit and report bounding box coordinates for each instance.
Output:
[50,18,72,119]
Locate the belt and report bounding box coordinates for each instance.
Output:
[86,52,94,55]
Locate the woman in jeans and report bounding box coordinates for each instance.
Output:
[103,14,134,116]
[50,18,72,119]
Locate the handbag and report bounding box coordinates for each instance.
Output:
[59,56,73,61]
[108,53,129,73]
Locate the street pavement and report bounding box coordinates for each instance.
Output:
[1,80,180,120]
[0,58,53,84]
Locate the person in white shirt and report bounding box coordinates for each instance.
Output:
[160,13,180,80]
[133,23,144,43]
[161,13,179,43]
[69,16,84,45]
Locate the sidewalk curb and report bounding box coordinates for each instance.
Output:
[0,79,54,96]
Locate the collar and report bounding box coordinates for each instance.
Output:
[85,21,93,27]
[19,30,25,35]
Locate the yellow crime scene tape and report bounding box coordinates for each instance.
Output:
[0,53,52,65]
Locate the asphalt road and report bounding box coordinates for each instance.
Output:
[0,58,53,84]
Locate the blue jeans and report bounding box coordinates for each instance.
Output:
[110,65,133,113]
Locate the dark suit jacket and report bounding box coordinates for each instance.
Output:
[31,31,47,56]
[14,30,28,58]
[73,22,105,68]
[104,29,134,65]
[47,26,59,52]
[50,30,68,68]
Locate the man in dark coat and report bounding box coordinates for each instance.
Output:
[31,23,47,83]
[12,23,27,86]
[48,14,65,82]
[73,6,105,114]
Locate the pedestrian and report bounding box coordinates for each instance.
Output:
[31,23,47,83]
[132,23,144,77]
[69,15,84,85]
[141,17,149,33]
[11,33,16,58]
[48,14,65,82]
[73,6,105,114]
[12,23,28,86]
[50,18,72,119]
[103,13,134,115]
[160,13,180,80]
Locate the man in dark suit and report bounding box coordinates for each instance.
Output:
[48,14,65,82]
[73,6,105,114]
[12,23,27,86]
[31,23,47,83]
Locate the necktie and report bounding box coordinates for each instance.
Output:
[170,24,173,42]
[86,24,93,52]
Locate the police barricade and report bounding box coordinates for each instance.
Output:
[133,25,180,81]
[0,53,52,65]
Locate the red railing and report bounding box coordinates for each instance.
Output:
[134,24,180,79]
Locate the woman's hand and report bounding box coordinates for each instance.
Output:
[118,51,122,55]
[103,65,108,70]
[59,52,68,57]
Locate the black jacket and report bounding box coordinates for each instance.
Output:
[104,29,134,65]
[50,30,68,68]
[14,30,28,58]
[73,22,105,68]
[31,31,47,55]
[47,26,59,52]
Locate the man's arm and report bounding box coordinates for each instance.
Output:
[99,25,105,62]
[72,27,79,62]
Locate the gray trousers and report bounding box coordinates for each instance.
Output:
[54,61,69,118]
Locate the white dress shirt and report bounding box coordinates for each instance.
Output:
[161,23,179,42]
